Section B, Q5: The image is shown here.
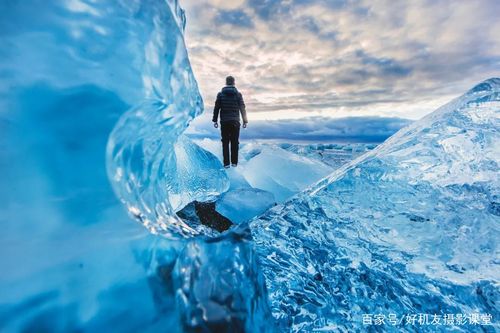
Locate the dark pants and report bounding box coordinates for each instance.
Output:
[220,121,240,166]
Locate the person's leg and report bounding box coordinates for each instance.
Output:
[230,122,241,166]
[220,122,230,167]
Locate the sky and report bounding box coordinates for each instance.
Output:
[182,0,500,142]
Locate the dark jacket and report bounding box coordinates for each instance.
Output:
[212,86,248,123]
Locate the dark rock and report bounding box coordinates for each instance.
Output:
[177,201,233,232]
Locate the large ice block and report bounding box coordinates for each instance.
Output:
[216,188,276,224]
[250,78,500,332]
[241,146,333,202]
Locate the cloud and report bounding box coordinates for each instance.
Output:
[215,9,254,28]
[182,0,500,122]
[204,0,245,10]
[186,113,412,143]
[355,50,413,78]
[248,0,292,20]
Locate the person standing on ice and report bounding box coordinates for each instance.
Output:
[213,75,248,168]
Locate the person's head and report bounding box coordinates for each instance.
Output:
[226,75,235,86]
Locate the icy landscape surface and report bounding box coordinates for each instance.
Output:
[0,0,499,332]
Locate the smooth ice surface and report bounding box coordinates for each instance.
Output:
[242,146,333,202]
[216,188,276,224]
[250,78,500,332]
[225,167,253,190]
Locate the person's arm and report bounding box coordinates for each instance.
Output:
[238,92,248,126]
[213,93,221,127]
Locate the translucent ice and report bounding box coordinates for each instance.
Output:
[250,78,500,332]
[104,12,230,237]
[280,142,377,168]
[225,167,253,190]
[173,229,274,332]
[216,188,276,224]
[240,145,333,202]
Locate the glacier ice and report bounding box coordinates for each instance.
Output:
[249,78,500,332]
[0,0,229,241]
[241,146,333,202]
[173,229,274,332]
[216,188,276,224]
[104,17,229,237]
[279,142,377,168]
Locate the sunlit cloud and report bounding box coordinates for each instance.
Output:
[182,0,500,129]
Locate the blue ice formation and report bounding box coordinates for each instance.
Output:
[173,228,273,332]
[0,0,229,241]
[103,13,229,237]
[239,145,333,202]
[0,0,248,331]
[250,78,500,332]
[216,188,276,224]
